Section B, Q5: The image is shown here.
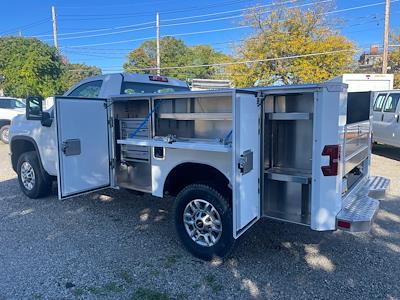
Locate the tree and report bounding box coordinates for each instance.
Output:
[387,33,400,88]
[123,37,228,80]
[60,63,102,93]
[226,2,356,87]
[0,37,63,98]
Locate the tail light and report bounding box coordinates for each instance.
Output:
[321,145,340,176]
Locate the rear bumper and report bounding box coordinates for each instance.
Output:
[336,176,390,232]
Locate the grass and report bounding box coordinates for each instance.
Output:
[72,281,124,297]
[204,273,223,293]
[130,287,170,300]
[118,270,134,284]
[72,288,86,297]
[163,254,182,268]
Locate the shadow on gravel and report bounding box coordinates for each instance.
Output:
[373,144,400,161]
[0,176,399,299]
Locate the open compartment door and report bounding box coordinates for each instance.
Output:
[232,92,261,238]
[55,97,111,200]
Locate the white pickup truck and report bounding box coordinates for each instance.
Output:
[9,73,189,198]
[10,76,390,260]
[0,97,26,144]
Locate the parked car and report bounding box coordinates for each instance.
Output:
[372,91,400,148]
[0,97,26,144]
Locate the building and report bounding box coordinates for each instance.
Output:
[358,45,382,72]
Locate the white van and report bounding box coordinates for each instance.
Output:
[372,91,400,147]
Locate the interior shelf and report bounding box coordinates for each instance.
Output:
[117,138,231,153]
[158,112,232,120]
[265,167,311,184]
[267,112,312,121]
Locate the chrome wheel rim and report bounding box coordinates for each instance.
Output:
[1,128,8,143]
[21,162,35,191]
[183,199,222,247]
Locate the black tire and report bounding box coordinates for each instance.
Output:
[0,125,10,144]
[174,184,235,260]
[17,151,52,199]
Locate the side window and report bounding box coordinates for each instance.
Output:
[68,80,103,98]
[0,101,9,108]
[383,94,400,113]
[373,94,387,111]
[9,100,25,108]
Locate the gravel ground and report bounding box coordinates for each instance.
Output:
[0,143,399,300]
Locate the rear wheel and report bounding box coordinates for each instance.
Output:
[17,151,52,199]
[174,184,235,260]
[0,125,10,144]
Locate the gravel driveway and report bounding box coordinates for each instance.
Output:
[0,143,399,299]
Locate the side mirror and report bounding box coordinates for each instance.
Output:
[41,111,53,127]
[26,96,44,120]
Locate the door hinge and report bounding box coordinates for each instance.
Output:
[108,117,114,127]
[238,150,253,175]
[109,159,115,169]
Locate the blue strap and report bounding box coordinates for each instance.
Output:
[129,100,162,138]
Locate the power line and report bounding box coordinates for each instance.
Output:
[61,36,156,48]
[44,25,155,41]
[74,49,356,72]
[59,0,391,49]
[0,18,49,36]
[34,20,156,38]
[35,0,309,39]
[58,0,250,20]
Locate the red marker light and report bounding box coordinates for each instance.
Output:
[337,220,351,229]
[149,75,168,82]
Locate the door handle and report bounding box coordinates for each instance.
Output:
[397,115,400,123]
[381,114,384,121]
[61,139,81,156]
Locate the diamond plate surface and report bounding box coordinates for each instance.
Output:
[367,176,390,199]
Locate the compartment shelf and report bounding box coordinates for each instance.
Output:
[158,112,232,120]
[265,167,311,184]
[267,112,312,121]
[117,138,231,153]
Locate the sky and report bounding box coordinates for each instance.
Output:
[0,0,399,73]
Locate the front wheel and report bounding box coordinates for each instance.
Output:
[17,151,52,199]
[0,125,10,144]
[174,184,235,260]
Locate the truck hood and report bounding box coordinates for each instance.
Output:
[0,108,25,119]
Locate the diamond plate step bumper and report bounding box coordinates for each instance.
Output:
[336,176,390,232]
[367,176,391,200]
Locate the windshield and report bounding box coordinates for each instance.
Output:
[121,82,189,94]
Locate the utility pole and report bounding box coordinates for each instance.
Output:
[18,30,22,37]
[51,5,59,49]
[156,12,161,75]
[382,0,390,74]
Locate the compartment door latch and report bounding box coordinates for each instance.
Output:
[61,139,81,156]
[238,150,253,175]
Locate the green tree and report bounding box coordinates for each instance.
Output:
[387,33,400,88]
[60,63,102,93]
[0,36,63,97]
[123,37,228,80]
[226,2,356,87]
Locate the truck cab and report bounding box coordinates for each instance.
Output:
[9,73,189,198]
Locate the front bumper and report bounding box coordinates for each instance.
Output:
[336,176,390,232]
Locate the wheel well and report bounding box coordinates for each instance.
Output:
[10,138,36,172]
[163,163,231,199]
[0,119,10,129]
